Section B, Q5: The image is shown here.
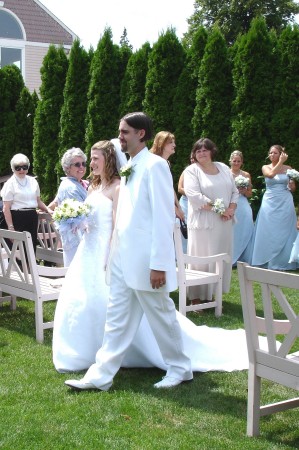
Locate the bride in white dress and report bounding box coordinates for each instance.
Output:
[53,140,249,373]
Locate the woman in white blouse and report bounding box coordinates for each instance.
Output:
[184,138,239,303]
[1,153,51,252]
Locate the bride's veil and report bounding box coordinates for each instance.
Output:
[110,138,128,172]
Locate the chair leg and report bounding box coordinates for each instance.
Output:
[247,365,261,437]
[215,280,222,317]
[10,295,17,310]
[35,298,44,343]
[179,286,187,316]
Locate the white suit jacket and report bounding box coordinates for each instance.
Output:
[108,147,177,292]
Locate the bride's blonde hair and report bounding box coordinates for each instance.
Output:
[89,140,120,190]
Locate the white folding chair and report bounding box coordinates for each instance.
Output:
[0,229,67,342]
[37,212,63,266]
[238,262,299,436]
[174,222,229,316]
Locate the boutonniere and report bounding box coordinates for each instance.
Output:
[119,162,135,184]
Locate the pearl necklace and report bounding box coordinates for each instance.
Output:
[14,175,28,187]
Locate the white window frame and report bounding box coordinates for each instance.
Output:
[0,8,26,77]
[0,39,25,77]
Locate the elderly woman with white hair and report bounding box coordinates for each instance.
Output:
[0,153,51,252]
[49,147,89,266]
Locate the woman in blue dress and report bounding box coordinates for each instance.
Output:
[229,150,254,266]
[251,145,298,270]
[48,148,89,266]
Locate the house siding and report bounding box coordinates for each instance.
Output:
[25,44,48,93]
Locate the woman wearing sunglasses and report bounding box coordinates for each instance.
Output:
[0,153,51,252]
[48,147,89,266]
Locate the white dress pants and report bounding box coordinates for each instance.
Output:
[83,248,192,390]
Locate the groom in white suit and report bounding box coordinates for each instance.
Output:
[66,112,192,391]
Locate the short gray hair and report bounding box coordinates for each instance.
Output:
[61,148,87,174]
[10,153,30,171]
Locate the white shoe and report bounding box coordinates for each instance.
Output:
[65,379,100,391]
[153,376,193,389]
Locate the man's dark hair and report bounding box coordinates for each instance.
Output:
[121,112,153,142]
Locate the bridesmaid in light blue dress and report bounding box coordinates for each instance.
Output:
[251,145,298,270]
[289,213,299,263]
[229,151,254,266]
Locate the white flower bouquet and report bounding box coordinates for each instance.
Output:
[235,174,250,189]
[119,162,135,184]
[286,169,299,182]
[53,199,92,250]
[211,198,226,215]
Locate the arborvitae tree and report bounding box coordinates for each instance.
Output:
[58,40,90,177]
[119,42,151,118]
[32,45,68,203]
[143,28,185,132]
[15,87,36,168]
[31,90,39,110]
[193,26,233,160]
[172,26,208,184]
[119,28,133,50]
[0,65,24,175]
[231,17,275,189]
[271,26,299,170]
[117,30,133,116]
[85,28,121,150]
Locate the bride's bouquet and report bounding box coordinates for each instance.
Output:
[53,199,92,250]
[286,169,299,182]
[234,174,250,189]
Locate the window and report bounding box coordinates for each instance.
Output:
[0,10,23,39]
[1,47,22,69]
[0,10,24,72]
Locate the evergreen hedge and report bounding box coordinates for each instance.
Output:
[1,20,299,212]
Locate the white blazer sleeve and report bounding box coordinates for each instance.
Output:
[148,158,175,271]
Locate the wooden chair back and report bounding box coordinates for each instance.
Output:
[37,213,63,265]
[237,262,299,436]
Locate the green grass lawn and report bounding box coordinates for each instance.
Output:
[1,268,299,449]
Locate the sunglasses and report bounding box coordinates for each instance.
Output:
[70,162,87,168]
[15,165,29,171]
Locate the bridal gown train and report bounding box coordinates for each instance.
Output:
[53,190,249,373]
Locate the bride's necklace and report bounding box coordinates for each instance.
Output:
[14,175,28,187]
